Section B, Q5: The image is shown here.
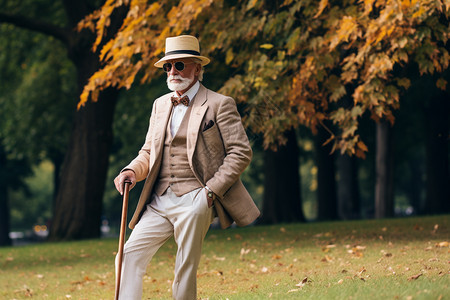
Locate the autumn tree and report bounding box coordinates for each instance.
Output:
[77,0,449,221]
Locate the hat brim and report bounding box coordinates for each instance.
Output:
[154,54,210,68]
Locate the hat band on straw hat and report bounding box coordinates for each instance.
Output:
[165,50,201,56]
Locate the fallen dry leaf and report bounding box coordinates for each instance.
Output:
[213,255,226,261]
[408,273,422,281]
[240,248,250,260]
[428,258,439,262]
[321,255,333,262]
[295,277,309,288]
[432,224,439,234]
[355,267,366,277]
[322,244,336,252]
[348,248,364,257]
[15,285,33,297]
[436,241,448,248]
[387,266,396,275]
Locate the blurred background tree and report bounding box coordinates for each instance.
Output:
[1,0,128,241]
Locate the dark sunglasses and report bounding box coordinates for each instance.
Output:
[163,61,194,73]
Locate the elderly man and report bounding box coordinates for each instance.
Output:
[114,35,260,300]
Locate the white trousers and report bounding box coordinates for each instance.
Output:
[116,187,214,300]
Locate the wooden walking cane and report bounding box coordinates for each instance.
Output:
[115,180,131,300]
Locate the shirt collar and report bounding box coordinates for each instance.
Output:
[173,81,200,104]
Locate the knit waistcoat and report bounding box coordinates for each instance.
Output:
[154,103,202,196]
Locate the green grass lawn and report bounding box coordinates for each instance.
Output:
[1,215,448,299]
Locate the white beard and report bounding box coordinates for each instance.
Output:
[167,75,194,92]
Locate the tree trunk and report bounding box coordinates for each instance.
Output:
[48,2,126,240]
[315,125,338,220]
[375,120,395,218]
[0,145,12,246]
[261,129,305,223]
[50,88,118,240]
[425,90,450,214]
[50,152,64,211]
[407,158,424,214]
[337,154,360,219]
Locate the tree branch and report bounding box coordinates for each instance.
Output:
[62,0,91,27]
[0,12,70,45]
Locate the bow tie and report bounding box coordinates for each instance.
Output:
[171,95,190,106]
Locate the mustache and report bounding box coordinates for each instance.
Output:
[168,75,186,81]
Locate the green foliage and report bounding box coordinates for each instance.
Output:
[0,0,75,166]
[2,0,67,27]
[9,161,53,231]
[0,1,76,235]
[0,26,74,162]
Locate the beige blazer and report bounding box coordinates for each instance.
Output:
[125,84,260,229]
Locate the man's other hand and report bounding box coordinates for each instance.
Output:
[114,170,136,195]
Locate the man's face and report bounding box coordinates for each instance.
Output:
[165,58,201,94]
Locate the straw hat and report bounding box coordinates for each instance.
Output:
[154,35,210,68]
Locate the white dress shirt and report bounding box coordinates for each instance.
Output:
[170,81,200,137]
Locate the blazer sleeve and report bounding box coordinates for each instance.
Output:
[121,100,157,182]
[205,96,252,198]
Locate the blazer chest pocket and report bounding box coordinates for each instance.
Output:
[200,123,225,158]
[201,121,219,139]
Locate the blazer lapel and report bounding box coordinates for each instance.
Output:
[187,84,208,167]
[150,95,172,167]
